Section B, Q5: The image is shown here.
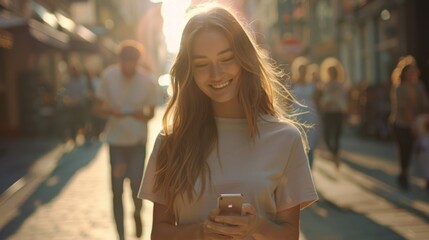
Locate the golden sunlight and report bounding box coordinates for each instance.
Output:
[161,0,192,54]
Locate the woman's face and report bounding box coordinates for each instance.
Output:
[328,66,338,81]
[191,28,242,106]
[403,65,419,83]
[298,65,306,79]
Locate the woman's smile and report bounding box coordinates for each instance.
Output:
[210,79,232,89]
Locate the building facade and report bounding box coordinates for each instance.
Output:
[0,0,101,137]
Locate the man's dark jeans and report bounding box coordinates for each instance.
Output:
[109,144,146,239]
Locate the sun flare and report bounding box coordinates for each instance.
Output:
[161,0,192,54]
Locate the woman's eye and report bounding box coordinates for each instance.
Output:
[194,63,208,68]
[221,57,234,62]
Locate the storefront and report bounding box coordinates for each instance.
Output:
[0,0,106,137]
[337,0,429,138]
[0,15,69,136]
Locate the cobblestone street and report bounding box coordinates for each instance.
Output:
[1,107,429,240]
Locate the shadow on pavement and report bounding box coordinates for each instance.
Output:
[0,143,101,239]
[0,139,61,194]
[313,127,429,239]
[301,197,404,240]
[341,155,429,222]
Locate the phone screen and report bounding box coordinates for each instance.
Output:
[217,193,243,216]
[121,108,134,115]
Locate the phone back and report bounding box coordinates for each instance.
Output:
[217,193,243,216]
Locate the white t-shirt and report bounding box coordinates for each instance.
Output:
[138,115,318,225]
[320,81,348,113]
[97,65,158,146]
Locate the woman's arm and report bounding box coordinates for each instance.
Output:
[152,202,229,240]
[133,105,155,122]
[152,203,203,239]
[206,204,300,240]
[252,205,300,240]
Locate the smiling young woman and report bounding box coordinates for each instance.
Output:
[138,3,318,239]
[192,28,243,117]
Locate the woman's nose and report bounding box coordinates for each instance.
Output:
[210,64,222,80]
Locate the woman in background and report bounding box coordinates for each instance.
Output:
[319,58,349,169]
[390,56,429,190]
[290,57,321,168]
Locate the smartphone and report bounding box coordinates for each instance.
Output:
[121,107,134,115]
[217,193,243,216]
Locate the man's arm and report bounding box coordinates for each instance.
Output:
[92,99,121,118]
[133,105,155,122]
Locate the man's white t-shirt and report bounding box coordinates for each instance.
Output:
[97,65,158,146]
[138,115,318,225]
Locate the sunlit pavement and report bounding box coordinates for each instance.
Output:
[305,146,429,240]
[308,130,429,240]
[0,106,428,240]
[0,105,164,240]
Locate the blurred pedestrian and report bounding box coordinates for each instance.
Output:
[290,57,321,168]
[319,58,349,168]
[389,57,429,190]
[62,64,88,144]
[138,3,318,239]
[85,68,105,142]
[306,63,323,112]
[94,40,159,240]
[38,81,55,138]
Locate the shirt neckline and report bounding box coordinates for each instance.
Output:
[215,114,277,124]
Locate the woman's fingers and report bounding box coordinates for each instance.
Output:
[242,203,256,215]
[205,204,261,239]
[208,208,220,221]
[204,220,234,239]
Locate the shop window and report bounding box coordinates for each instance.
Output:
[377,8,399,83]
[316,0,335,41]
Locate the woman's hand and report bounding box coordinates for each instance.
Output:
[204,203,262,239]
[200,208,231,239]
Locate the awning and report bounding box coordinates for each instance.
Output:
[68,38,97,52]
[69,24,99,52]
[28,19,69,50]
[0,12,26,28]
[55,11,99,52]
[1,10,102,52]
[1,13,69,50]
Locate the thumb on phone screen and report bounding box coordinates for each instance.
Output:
[242,203,256,215]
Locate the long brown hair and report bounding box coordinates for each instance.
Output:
[153,3,304,210]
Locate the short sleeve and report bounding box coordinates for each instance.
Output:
[137,134,166,204]
[275,133,318,210]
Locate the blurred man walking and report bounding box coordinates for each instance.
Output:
[94,40,158,240]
